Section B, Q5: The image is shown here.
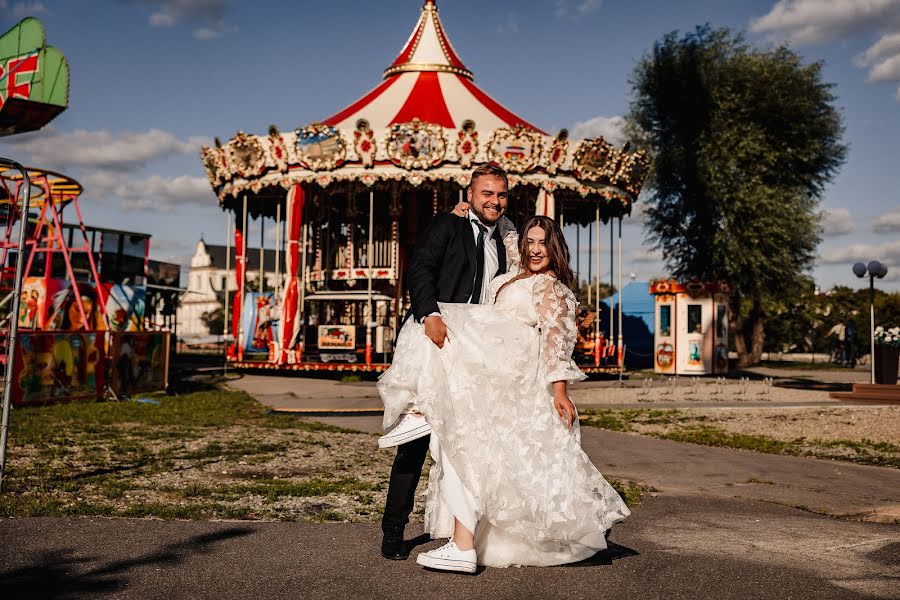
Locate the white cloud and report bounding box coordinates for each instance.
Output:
[143,0,235,40]
[631,246,663,264]
[2,127,208,171]
[751,0,900,44]
[192,22,237,40]
[577,0,602,15]
[570,114,627,146]
[751,0,900,100]
[8,1,49,20]
[872,208,900,233]
[818,239,900,265]
[553,0,568,19]
[116,175,213,212]
[498,12,520,34]
[820,207,854,236]
[149,238,195,264]
[553,0,602,19]
[857,31,900,66]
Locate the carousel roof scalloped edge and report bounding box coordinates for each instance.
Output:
[201,123,650,208]
[200,0,650,210]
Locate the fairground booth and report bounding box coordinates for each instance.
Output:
[203,0,649,373]
[0,18,175,406]
[650,279,731,376]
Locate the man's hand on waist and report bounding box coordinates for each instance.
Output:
[423,315,448,349]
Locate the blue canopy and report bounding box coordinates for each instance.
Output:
[599,281,655,368]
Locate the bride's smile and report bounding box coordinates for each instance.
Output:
[527,226,550,273]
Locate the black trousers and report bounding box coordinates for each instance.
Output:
[381,434,430,532]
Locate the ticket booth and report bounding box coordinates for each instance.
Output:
[650,280,730,375]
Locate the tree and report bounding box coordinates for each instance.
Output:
[201,305,225,336]
[627,26,847,366]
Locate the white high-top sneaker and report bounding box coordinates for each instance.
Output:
[377,413,432,448]
[416,540,477,573]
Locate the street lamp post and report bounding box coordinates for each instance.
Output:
[852,261,889,384]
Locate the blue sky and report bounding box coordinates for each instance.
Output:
[1,0,898,291]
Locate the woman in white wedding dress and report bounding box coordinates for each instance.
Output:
[377,216,629,571]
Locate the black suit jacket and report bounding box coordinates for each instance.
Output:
[407,212,508,321]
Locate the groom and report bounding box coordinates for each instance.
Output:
[380,163,514,560]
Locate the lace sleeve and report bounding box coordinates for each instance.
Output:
[533,275,586,385]
[498,216,520,270]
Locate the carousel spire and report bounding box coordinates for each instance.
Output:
[383,0,473,80]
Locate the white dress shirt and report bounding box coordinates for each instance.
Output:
[467,211,498,304]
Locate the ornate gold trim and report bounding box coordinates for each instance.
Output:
[383,63,473,79]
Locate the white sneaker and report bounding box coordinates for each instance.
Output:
[378,413,432,449]
[416,540,477,573]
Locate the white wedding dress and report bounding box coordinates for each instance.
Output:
[378,266,630,568]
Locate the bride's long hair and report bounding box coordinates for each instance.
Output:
[518,216,576,291]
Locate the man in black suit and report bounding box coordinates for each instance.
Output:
[380,163,515,560]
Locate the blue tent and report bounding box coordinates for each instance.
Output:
[598,281,655,369]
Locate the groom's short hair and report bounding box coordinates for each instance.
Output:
[470,163,508,190]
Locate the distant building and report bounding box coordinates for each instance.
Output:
[178,239,280,341]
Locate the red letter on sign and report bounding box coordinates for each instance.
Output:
[5,53,40,101]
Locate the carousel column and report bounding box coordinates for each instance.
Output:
[389,190,402,335]
[223,211,232,369]
[617,216,624,369]
[275,201,282,299]
[587,217,592,305]
[609,212,615,363]
[273,201,282,361]
[280,184,305,365]
[576,220,581,291]
[535,188,555,218]
[366,189,374,365]
[234,195,248,362]
[346,194,357,272]
[298,201,309,361]
[594,206,601,367]
[259,218,265,294]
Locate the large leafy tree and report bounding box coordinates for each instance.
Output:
[628,26,847,366]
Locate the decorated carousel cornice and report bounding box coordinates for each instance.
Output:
[201,0,649,211]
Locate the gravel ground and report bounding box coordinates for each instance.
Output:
[670,406,900,445]
[571,382,838,405]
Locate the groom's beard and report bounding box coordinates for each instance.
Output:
[472,204,505,225]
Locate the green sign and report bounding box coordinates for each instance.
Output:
[0,17,69,136]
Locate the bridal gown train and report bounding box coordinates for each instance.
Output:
[378,271,630,568]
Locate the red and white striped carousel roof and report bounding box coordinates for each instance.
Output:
[323,0,545,134]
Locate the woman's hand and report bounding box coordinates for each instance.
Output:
[553,389,576,431]
[452,200,470,217]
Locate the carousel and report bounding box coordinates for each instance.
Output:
[202,0,649,373]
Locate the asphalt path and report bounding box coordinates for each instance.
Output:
[4,366,898,599]
[2,494,897,600]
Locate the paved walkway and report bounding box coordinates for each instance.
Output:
[226,366,888,412]
[2,494,896,599]
[308,414,900,524]
[3,366,896,599]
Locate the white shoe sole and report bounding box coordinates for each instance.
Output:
[378,423,432,449]
[416,553,477,573]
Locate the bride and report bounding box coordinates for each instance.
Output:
[377,215,629,572]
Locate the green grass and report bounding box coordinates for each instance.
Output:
[0,391,678,520]
[579,408,900,469]
[0,388,379,521]
[608,479,655,506]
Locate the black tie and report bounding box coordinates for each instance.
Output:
[471,222,487,303]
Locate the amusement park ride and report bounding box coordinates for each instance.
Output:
[0,19,173,409]
[204,0,650,374]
